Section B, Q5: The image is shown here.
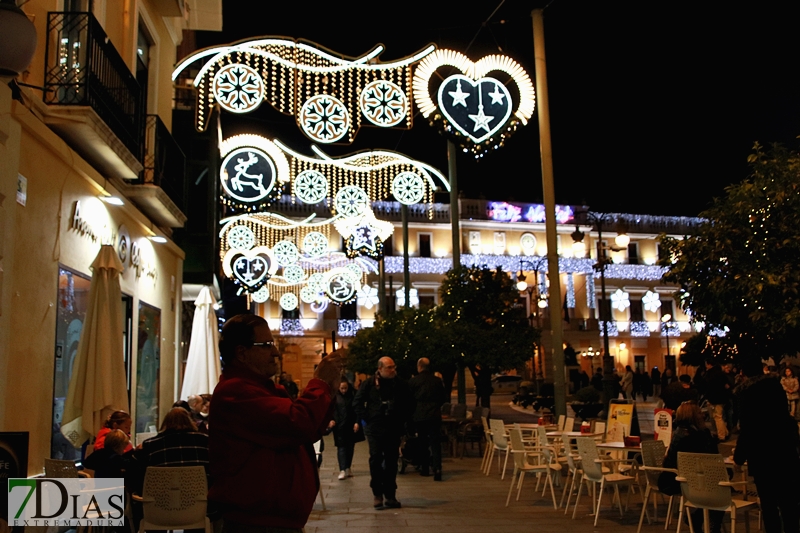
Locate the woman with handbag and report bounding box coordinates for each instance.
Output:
[328,378,363,480]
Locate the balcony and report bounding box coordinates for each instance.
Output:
[124,115,187,228]
[43,12,143,181]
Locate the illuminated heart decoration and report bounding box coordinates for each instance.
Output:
[412,50,535,146]
[222,246,278,292]
[437,75,512,144]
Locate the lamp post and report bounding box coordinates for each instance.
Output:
[661,313,672,357]
[517,258,548,387]
[571,211,630,409]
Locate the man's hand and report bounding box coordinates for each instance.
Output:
[314,349,346,394]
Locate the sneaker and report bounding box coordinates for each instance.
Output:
[338,470,347,480]
[346,468,353,477]
[373,496,383,509]
[384,498,401,509]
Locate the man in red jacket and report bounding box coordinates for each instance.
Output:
[209,314,344,533]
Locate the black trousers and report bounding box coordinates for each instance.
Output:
[756,474,800,533]
[366,432,400,498]
[415,419,442,472]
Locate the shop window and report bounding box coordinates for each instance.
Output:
[634,355,646,373]
[281,307,299,319]
[661,300,675,320]
[136,301,161,433]
[628,242,639,265]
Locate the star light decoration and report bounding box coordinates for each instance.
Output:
[413,49,535,158]
[172,37,435,142]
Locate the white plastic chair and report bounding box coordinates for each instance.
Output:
[572,437,635,526]
[505,429,561,508]
[564,417,575,432]
[479,416,493,472]
[138,466,211,533]
[558,414,567,431]
[675,452,757,533]
[593,421,606,442]
[637,440,677,533]
[486,419,511,478]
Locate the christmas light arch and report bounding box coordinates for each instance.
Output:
[172,37,436,142]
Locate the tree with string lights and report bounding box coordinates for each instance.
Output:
[660,141,800,364]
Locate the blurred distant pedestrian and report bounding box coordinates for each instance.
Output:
[781,366,800,418]
[329,378,363,480]
[621,366,634,399]
[651,366,662,397]
[408,357,446,481]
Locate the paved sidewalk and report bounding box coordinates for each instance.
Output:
[308,433,662,533]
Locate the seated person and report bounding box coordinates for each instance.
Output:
[661,374,699,411]
[83,429,129,478]
[94,410,134,453]
[658,401,722,533]
[130,407,209,493]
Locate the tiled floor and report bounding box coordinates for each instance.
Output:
[308,411,672,533]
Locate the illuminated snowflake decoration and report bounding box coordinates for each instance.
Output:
[279,293,299,311]
[391,172,425,205]
[213,64,264,113]
[300,285,323,304]
[359,80,407,127]
[396,288,419,308]
[299,94,350,143]
[273,241,299,266]
[642,290,661,313]
[251,286,269,303]
[610,289,631,312]
[227,226,255,250]
[307,273,325,292]
[345,263,364,282]
[302,232,329,257]
[294,170,328,204]
[334,186,369,217]
[357,285,379,309]
[283,264,305,284]
[310,299,329,314]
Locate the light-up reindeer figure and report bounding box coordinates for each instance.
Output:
[230,152,267,195]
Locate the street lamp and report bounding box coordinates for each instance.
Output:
[661,313,673,357]
[517,258,548,384]
[571,211,629,408]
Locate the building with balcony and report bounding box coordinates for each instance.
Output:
[0,0,221,473]
[255,197,703,390]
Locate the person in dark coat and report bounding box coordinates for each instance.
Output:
[329,378,362,480]
[735,359,800,533]
[658,402,723,533]
[471,364,493,408]
[661,374,699,411]
[661,367,676,391]
[354,356,412,509]
[408,357,446,481]
[651,366,662,397]
[701,359,732,441]
[591,368,604,391]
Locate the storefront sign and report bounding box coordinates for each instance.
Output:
[654,408,673,445]
[0,432,28,522]
[606,399,634,443]
[487,201,575,224]
[71,200,115,245]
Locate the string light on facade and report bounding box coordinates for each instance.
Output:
[280,319,304,336]
[173,37,435,139]
[337,319,362,337]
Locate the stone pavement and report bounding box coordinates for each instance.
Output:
[307,405,667,533]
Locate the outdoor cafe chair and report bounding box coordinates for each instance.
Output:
[564,417,575,432]
[486,418,511,478]
[675,452,757,533]
[505,429,561,508]
[592,421,606,442]
[637,440,678,533]
[572,437,636,526]
[137,466,211,533]
[479,416,493,472]
[557,414,566,431]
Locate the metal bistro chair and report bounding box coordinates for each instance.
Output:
[505,429,561,509]
[637,440,678,533]
[137,466,211,533]
[675,452,757,533]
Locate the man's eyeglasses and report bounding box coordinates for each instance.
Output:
[252,341,275,349]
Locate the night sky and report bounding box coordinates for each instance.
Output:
[193,1,800,217]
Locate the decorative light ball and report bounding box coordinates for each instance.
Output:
[615,233,631,248]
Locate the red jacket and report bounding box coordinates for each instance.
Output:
[208,367,332,529]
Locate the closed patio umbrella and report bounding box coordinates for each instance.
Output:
[180,286,221,399]
[60,244,128,447]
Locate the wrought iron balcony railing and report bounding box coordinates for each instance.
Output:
[139,115,186,212]
[44,12,142,160]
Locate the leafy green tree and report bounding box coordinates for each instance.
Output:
[348,265,539,396]
[660,141,800,363]
[436,265,539,372]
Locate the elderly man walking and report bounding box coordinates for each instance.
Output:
[354,356,411,509]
